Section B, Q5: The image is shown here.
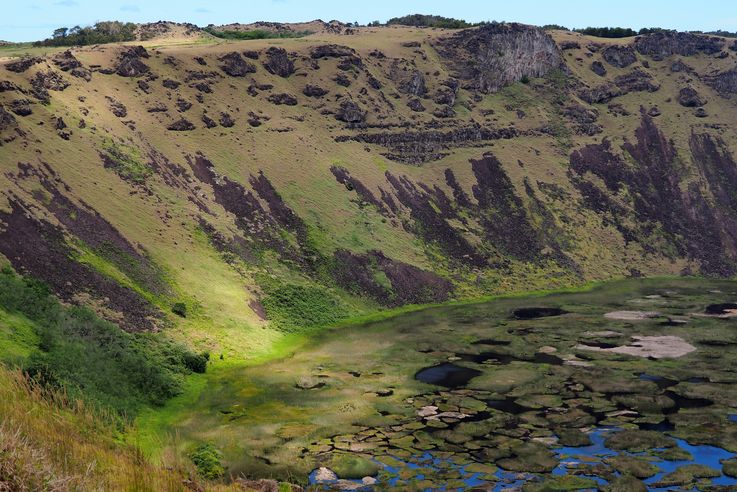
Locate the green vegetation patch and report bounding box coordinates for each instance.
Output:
[0,269,204,419]
[190,443,225,479]
[261,283,350,332]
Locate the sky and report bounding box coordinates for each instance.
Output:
[2,0,737,42]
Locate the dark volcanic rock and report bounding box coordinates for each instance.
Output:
[9,99,32,116]
[267,93,297,106]
[635,31,723,58]
[147,103,168,113]
[33,70,69,91]
[705,68,737,96]
[602,44,637,68]
[303,84,328,97]
[433,105,456,118]
[330,166,388,215]
[219,112,235,127]
[116,46,150,77]
[107,97,127,117]
[0,105,17,130]
[677,87,706,107]
[201,114,217,128]
[310,44,356,58]
[670,59,692,73]
[52,50,90,80]
[614,69,659,93]
[242,50,259,60]
[564,104,602,135]
[167,118,195,131]
[162,78,180,89]
[5,56,42,73]
[175,98,192,112]
[694,107,708,118]
[590,60,607,76]
[219,51,256,77]
[578,83,622,104]
[262,47,294,77]
[436,22,565,93]
[401,72,426,97]
[560,41,581,50]
[334,73,351,87]
[407,98,426,112]
[335,100,366,125]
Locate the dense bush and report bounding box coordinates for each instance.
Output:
[386,14,478,29]
[202,27,312,40]
[574,27,638,38]
[0,269,203,418]
[171,302,187,318]
[190,443,224,479]
[261,283,349,332]
[34,22,136,47]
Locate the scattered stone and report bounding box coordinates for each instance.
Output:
[9,99,32,116]
[201,114,217,128]
[313,467,337,482]
[296,376,325,390]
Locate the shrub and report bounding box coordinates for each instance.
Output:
[183,351,209,374]
[190,443,224,479]
[202,27,312,40]
[171,302,187,318]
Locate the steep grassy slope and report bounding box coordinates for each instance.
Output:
[1,22,737,483]
[1,24,736,358]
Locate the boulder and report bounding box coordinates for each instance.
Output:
[9,99,32,116]
[590,60,607,76]
[407,98,425,112]
[335,100,366,125]
[162,79,180,89]
[303,84,328,98]
[116,46,150,77]
[677,87,706,107]
[262,47,294,77]
[167,119,195,131]
[602,44,637,68]
[705,68,737,96]
[219,112,235,127]
[218,51,256,77]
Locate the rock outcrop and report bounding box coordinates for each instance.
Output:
[115,46,150,77]
[262,47,294,77]
[436,23,564,93]
[677,87,706,107]
[602,45,637,68]
[219,52,256,77]
[634,31,723,59]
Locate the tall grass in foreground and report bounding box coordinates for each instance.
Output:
[0,366,194,491]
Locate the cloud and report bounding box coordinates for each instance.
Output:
[53,0,78,6]
[195,7,211,13]
[120,4,140,12]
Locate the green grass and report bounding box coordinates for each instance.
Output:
[0,308,39,364]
